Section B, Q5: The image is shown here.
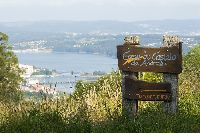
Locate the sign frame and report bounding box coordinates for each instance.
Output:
[124,77,172,101]
[117,45,182,74]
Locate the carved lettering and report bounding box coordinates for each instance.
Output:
[122,50,177,67]
[135,93,171,101]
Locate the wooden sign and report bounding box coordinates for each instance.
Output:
[117,45,182,73]
[124,77,172,101]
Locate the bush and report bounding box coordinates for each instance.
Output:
[0,45,200,132]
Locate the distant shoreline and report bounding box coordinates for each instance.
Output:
[13,49,117,59]
[12,49,53,53]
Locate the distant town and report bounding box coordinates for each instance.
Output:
[19,63,105,98]
[11,32,200,57]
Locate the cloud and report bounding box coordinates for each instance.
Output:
[1,0,200,8]
[0,0,200,22]
[0,0,104,7]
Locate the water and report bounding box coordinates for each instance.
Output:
[16,52,118,92]
[16,52,118,73]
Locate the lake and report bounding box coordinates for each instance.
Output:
[16,52,118,73]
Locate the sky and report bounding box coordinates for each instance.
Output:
[0,0,200,22]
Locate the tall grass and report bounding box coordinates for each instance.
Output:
[0,45,200,132]
[0,69,199,132]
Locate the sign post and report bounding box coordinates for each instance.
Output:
[162,35,182,113]
[117,35,182,116]
[122,72,138,116]
[121,36,140,116]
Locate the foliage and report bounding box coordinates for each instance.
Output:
[0,45,200,132]
[0,32,8,43]
[93,71,106,76]
[0,32,23,103]
[31,68,53,76]
[180,44,200,82]
[140,72,163,82]
[183,44,200,73]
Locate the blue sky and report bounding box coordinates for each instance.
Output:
[0,0,200,22]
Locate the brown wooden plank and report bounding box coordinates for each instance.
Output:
[117,45,182,73]
[124,77,172,101]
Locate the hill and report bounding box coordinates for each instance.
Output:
[0,45,200,132]
[1,19,200,34]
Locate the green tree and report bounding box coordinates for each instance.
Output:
[179,44,200,84]
[0,32,23,103]
[182,44,200,76]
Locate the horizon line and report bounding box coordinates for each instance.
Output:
[1,18,200,23]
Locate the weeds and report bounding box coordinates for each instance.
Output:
[0,45,200,132]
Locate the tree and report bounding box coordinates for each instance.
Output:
[0,32,23,103]
[182,44,200,78]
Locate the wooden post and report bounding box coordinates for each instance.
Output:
[122,71,138,116]
[163,74,178,113]
[163,35,181,114]
[121,36,139,116]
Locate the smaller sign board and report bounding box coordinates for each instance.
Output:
[124,77,172,101]
[117,45,182,73]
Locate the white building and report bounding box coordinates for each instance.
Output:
[19,64,35,78]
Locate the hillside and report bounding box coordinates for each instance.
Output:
[0,45,200,132]
[1,20,199,58]
[1,19,200,34]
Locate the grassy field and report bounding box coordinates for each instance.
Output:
[0,45,200,133]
